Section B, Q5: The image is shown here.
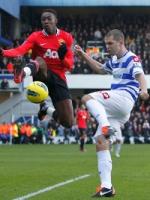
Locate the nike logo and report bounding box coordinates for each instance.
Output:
[100,189,112,196]
[40,43,47,46]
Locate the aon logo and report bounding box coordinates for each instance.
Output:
[44,49,59,59]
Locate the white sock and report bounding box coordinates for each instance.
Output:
[114,143,121,156]
[97,150,112,189]
[86,99,110,127]
[47,107,55,118]
[24,67,32,76]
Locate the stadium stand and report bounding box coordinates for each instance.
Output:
[0,6,150,144]
[1,12,150,74]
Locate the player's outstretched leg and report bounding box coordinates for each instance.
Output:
[82,94,116,138]
[13,57,40,83]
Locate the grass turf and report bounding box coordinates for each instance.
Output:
[0,144,150,200]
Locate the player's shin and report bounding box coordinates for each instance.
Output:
[97,150,112,189]
[114,141,122,157]
[96,136,112,189]
[24,59,39,77]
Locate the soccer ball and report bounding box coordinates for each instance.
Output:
[26,81,48,103]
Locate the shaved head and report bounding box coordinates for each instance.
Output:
[41,9,57,18]
[105,29,125,42]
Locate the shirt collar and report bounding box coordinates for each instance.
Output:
[42,28,60,36]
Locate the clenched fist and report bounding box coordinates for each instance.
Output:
[74,45,84,57]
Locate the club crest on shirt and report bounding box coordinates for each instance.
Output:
[133,56,142,68]
[133,56,140,62]
[58,39,65,45]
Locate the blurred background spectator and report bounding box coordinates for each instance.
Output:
[0,78,9,89]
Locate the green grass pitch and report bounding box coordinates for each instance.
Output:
[0,144,150,200]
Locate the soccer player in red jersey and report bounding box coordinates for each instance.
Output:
[0,9,74,128]
[76,103,89,152]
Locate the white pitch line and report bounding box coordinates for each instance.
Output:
[13,174,90,200]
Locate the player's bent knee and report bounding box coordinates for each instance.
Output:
[35,56,46,67]
[81,95,93,104]
[34,56,47,79]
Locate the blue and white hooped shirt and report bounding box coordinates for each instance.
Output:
[103,51,144,102]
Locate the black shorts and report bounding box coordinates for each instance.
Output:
[43,70,71,107]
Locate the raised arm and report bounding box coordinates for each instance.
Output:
[1,32,36,58]
[74,45,107,74]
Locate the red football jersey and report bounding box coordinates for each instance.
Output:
[3,29,74,81]
[76,109,89,129]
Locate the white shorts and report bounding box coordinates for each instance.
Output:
[90,90,135,139]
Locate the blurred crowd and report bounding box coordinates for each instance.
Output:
[1,13,150,74]
[0,122,44,144]
[60,13,150,74]
[122,98,150,144]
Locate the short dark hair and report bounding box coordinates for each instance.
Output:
[41,9,57,18]
[105,29,124,41]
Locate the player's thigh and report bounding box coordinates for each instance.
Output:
[89,90,117,113]
[33,57,47,81]
[89,90,133,119]
[46,70,74,127]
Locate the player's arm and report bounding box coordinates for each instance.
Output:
[1,33,36,57]
[135,73,149,100]
[132,57,149,100]
[58,33,74,71]
[74,45,107,74]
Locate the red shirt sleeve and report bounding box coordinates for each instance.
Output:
[3,32,36,57]
[62,33,74,71]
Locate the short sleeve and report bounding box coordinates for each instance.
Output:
[132,56,144,77]
[103,60,113,74]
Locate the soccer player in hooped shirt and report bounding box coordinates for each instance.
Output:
[75,29,149,197]
[0,9,74,128]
